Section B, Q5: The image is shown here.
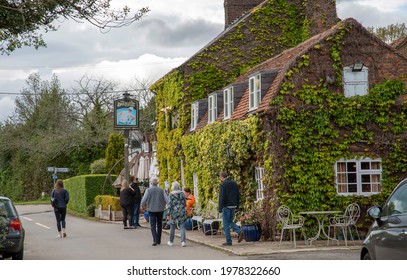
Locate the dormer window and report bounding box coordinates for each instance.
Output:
[208,94,217,123]
[249,74,261,110]
[190,102,199,131]
[343,66,368,97]
[223,87,234,119]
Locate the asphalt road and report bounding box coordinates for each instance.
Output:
[13,204,360,260]
[16,204,244,260]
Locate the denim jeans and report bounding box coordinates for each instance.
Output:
[169,220,186,243]
[54,207,67,232]
[149,211,163,244]
[222,207,241,244]
[132,203,140,226]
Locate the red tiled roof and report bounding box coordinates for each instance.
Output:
[391,36,407,50]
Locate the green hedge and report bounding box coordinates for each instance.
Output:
[64,174,117,214]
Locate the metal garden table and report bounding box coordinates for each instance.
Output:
[299,210,341,245]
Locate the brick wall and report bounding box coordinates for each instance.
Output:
[224,0,264,28]
[224,0,338,34]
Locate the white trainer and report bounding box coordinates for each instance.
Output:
[181,241,186,247]
[167,241,173,246]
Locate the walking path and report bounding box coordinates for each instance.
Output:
[140,219,362,256]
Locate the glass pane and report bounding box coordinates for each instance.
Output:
[371,161,381,170]
[337,162,346,172]
[347,162,356,172]
[348,173,357,184]
[361,162,370,170]
[337,173,346,184]
[338,184,347,193]
[361,174,371,183]
[348,184,357,193]
[372,183,381,192]
[372,174,380,183]
[362,183,371,192]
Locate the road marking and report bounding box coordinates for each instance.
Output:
[35,223,51,229]
[22,216,33,221]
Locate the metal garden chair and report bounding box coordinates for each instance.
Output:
[327,203,360,246]
[276,205,307,248]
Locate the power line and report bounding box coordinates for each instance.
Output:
[0,89,150,96]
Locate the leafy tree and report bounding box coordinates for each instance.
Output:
[0,73,76,199]
[367,23,407,44]
[105,132,124,175]
[0,0,149,54]
[90,158,107,174]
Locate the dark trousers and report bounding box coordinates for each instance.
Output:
[122,204,135,227]
[149,211,164,244]
[54,207,67,232]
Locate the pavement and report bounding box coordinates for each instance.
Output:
[139,218,363,256]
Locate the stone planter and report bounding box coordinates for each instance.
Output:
[241,224,261,242]
[111,210,123,221]
[95,204,122,221]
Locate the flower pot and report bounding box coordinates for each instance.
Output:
[242,224,261,242]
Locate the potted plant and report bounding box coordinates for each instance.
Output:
[239,205,262,242]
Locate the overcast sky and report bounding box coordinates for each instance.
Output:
[1,0,407,121]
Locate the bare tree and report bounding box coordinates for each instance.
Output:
[0,0,149,54]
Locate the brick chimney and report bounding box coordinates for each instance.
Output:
[224,0,264,29]
[304,0,339,36]
[224,0,339,34]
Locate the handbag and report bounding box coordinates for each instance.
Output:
[51,194,57,208]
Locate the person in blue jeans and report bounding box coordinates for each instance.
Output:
[166,181,187,247]
[218,172,244,246]
[51,179,70,238]
[130,176,142,227]
[141,178,167,246]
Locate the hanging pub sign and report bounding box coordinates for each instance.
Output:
[114,94,140,129]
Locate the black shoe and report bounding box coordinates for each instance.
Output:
[222,242,232,246]
[238,231,245,243]
[124,226,129,229]
[136,224,142,227]
[152,243,157,246]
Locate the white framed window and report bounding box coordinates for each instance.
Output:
[193,173,199,203]
[335,158,381,196]
[223,87,234,119]
[249,74,261,110]
[152,141,157,152]
[343,66,368,97]
[208,94,217,123]
[255,167,266,201]
[190,102,199,131]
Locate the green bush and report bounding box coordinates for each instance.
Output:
[94,195,122,211]
[64,174,117,215]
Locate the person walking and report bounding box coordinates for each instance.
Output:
[130,176,142,227]
[218,172,244,246]
[166,181,187,247]
[51,179,70,238]
[120,179,136,229]
[141,178,167,246]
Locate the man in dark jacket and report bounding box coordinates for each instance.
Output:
[218,172,244,246]
[130,176,142,227]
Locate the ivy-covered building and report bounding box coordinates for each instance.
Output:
[151,0,407,239]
